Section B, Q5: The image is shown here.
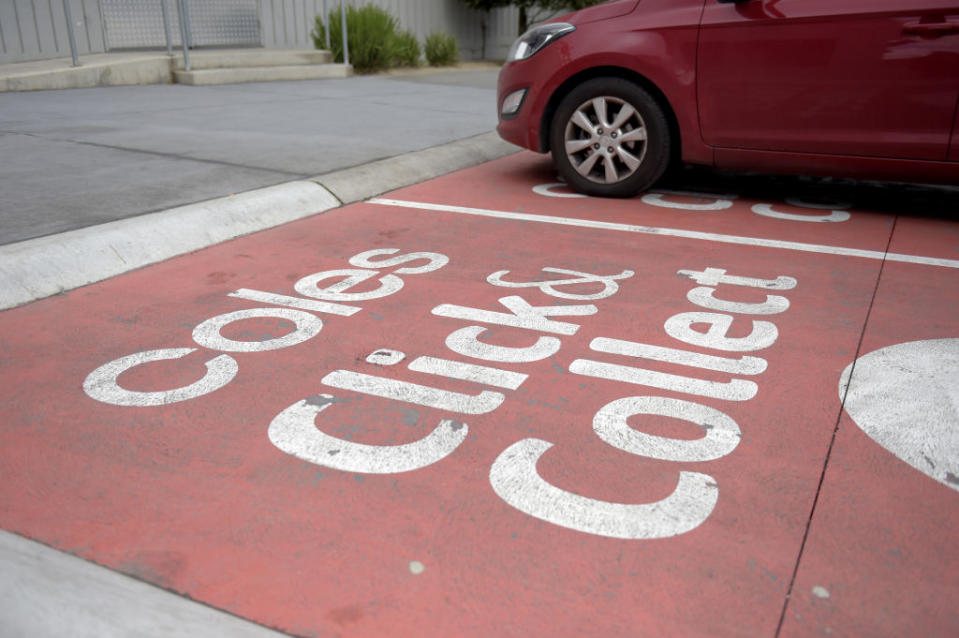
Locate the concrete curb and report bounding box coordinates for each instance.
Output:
[0,181,340,310]
[0,530,289,638]
[314,132,517,204]
[0,132,518,310]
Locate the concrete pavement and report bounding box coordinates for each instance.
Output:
[2,150,957,638]
[0,56,514,637]
[0,63,503,245]
[1,530,290,638]
[3,52,956,638]
[0,61,515,310]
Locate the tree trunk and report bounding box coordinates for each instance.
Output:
[481,15,488,59]
[519,6,528,34]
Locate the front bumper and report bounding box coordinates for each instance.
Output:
[496,58,549,153]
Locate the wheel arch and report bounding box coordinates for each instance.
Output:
[539,66,681,167]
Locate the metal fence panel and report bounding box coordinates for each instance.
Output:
[260,0,519,61]
[79,0,107,52]
[0,0,105,63]
[0,0,525,65]
[100,0,260,49]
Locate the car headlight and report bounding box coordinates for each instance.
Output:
[507,23,575,62]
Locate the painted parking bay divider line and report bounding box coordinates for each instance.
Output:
[368,198,959,270]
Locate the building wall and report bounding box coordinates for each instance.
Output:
[95,0,261,50]
[261,0,521,62]
[0,0,524,65]
[1,0,107,64]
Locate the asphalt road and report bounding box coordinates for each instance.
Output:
[0,69,499,246]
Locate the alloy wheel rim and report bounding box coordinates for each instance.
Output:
[564,95,648,185]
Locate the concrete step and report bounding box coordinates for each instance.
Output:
[0,49,346,92]
[0,54,171,91]
[175,49,333,70]
[174,63,352,86]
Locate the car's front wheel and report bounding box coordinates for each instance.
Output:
[550,77,671,198]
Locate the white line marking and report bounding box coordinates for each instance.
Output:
[368,198,959,269]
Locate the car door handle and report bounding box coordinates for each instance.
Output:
[903,20,959,36]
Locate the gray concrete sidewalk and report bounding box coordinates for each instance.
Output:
[0,62,502,246]
[0,59,517,310]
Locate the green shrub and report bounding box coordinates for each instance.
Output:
[424,33,458,67]
[391,30,421,68]
[312,5,399,73]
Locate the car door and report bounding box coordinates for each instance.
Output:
[951,99,959,161]
[697,0,959,160]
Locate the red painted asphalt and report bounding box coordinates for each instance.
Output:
[1,152,957,637]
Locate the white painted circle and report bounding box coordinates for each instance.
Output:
[840,338,959,492]
[409,560,425,575]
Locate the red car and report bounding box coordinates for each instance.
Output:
[497,0,959,197]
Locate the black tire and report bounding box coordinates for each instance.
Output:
[550,77,672,198]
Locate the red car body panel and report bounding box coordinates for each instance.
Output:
[497,0,959,184]
[497,0,712,165]
[951,105,959,161]
[699,0,959,160]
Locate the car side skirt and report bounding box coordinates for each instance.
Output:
[713,148,959,186]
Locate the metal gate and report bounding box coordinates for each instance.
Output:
[101,0,260,49]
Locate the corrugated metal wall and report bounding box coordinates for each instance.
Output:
[0,0,523,65]
[100,0,259,49]
[261,0,521,61]
[260,0,325,50]
[0,0,106,63]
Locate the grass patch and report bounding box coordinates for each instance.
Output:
[424,33,459,67]
[313,5,399,73]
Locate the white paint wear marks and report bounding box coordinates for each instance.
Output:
[593,396,742,463]
[445,326,561,363]
[268,397,469,474]
[368,199,959,269]
[322,370,506,415]
[83,249,447,407]
[569,358,759,401]
[641,189,736,211]
[590,337,768,376]
[192,308,324,353]
[532,183,587,198]
[537,183,851,222]
[547,266,793,537]
[85,247,806,541]
[83,348,238,407]
[812,585,831,599]
[752,202,851,223]
[489,438,719,540]
[840,338,959,492]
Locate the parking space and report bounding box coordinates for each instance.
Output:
[781,230,959,636]
[0,152,956,636]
